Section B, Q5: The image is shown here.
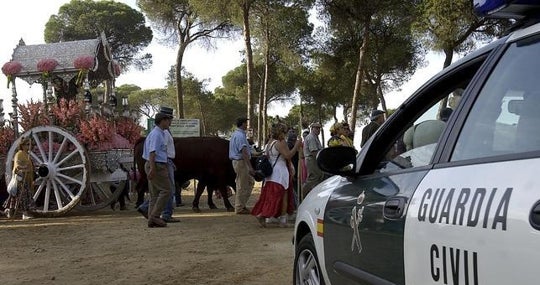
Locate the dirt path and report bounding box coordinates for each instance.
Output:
[0,186,294,285]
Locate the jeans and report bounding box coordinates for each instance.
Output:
[138,160,175,219]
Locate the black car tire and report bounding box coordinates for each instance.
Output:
[294,233,325,285]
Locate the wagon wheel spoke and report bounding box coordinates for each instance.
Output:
[32,131,48,162]
[29,150,44,165]
[33,179,46,201]
[76,180,127,212]
[52,137,70,164]
[53,177,77,200]
[57,163,85,172]
[56,172,84,186]
[56,149,80,167]
[52,181,65,210]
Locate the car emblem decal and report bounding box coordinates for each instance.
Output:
[350,191,366,253]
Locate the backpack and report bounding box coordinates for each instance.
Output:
[255,141,280,178]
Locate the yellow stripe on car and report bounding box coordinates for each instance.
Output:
[317,219,324,237]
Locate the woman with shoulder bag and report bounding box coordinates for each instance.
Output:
[251,123,302,228]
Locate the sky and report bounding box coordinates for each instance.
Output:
[0,0,446,140]
[0,0,244,116]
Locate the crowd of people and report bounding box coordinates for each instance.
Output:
[2,107,387,227]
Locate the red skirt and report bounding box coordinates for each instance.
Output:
[251,181,295,218]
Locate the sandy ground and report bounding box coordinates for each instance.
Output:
[0,185,295,285]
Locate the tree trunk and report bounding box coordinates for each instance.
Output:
[342,103,350,124]
[438,48,455,115]
[197,98,206,135]
[318,106,325,146]
[349,22,370,141]
[261,21,270,146]
[175,44,186,118]
[377,77,387,112]
[257,75,264,145]
[443,48,454,68]
[242,1,254,129]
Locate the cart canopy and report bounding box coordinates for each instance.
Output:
[9,32,115,86]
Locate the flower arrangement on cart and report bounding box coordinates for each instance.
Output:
[1,34,142,217]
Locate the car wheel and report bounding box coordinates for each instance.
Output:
[294,233,325,285]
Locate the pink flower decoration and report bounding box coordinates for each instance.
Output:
[111,134,131,149]
[113,62,121,77]
[1,61,22,76]
[73,56,94,70]
[38,141,62,153]
[0,125,15,155]
[37,58,58,73]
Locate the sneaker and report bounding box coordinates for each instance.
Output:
[256,216,266,228]
[5,209,13,219]
[148,217,167,228]
[278,215,289,228]
[266,217,280,224]
[162,216,180,223]
[235,208,250,215]
[22,213,34,220]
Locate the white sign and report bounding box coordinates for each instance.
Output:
[147,118,200,137]
[169,119,200,137]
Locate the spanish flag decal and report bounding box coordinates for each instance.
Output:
[317,219,324,237]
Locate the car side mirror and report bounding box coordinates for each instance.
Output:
[317,146,357,176]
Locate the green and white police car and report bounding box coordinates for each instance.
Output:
[293,1,540,284]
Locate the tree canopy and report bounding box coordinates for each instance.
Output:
[40,0,511,141]
[45,0,153,71]
[137,0,233,118]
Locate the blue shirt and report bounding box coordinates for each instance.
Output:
[229,128,251,160]
[143,126,168,163]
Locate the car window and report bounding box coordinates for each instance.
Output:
[357,52,488,176]
[451,35,540,161]
[381,95,458,171]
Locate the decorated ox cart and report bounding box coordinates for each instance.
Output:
[1,33,141,217]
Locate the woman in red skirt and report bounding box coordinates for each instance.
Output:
[251,123,302,227]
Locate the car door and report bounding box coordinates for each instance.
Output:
[405,26,540,285]
[321,42,500,285]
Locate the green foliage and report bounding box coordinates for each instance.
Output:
[129,88,173,118]
[284,104,319,130]
[116,84,142,99]
[189,0,246,27]
[45,0,153,71]
[182,73,245,136]
[137,0,234,117]
[119,75,245,136]
[314,0,424,130]
[215,65,249,102]
[297,66,333,106]
[413,0,512,64]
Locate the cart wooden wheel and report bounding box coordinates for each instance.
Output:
[76,178,127,211]
[4,126,90,217]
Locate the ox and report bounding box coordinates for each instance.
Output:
[133,136,237,212]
